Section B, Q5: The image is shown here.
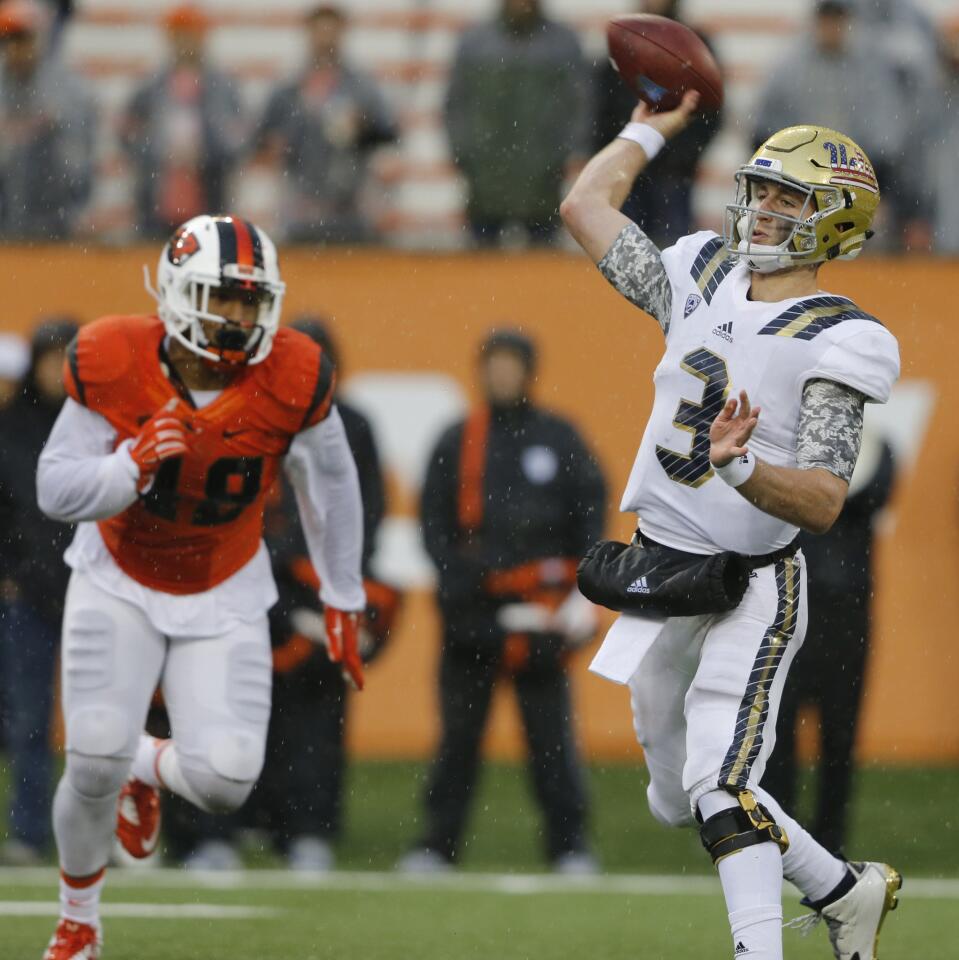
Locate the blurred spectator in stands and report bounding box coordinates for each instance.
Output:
[0,332,29,408]
[751,0,920,249]
[40,0,72,51]
[119,3,244,238]
[851,0,939,96]
[0,317,78,865]
[911,21,959,253]
[0,332,30,763]
[0,0,95,240]
[762,422,896,856]
[253,4,398,244]
[162,317,399,870]
[593,0,721,246]
[445,0,592,248]
[398,330,606,874]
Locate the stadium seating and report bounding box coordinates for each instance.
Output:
[61,0,954,246]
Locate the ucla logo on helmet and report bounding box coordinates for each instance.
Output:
[822,141,878,194]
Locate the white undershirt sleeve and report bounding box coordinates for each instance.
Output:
[283,406,366,612]
[36,397,141,522]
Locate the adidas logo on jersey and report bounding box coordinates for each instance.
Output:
[626,576,651,594]
[712,321,734,342]
[734,942,749,956]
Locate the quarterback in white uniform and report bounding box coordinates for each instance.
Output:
[562,92,901,960]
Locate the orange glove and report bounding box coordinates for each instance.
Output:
[130,398,190,491]
[324,608,364,691]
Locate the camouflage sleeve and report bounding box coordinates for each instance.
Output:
[597,223,672,333]
[796,379,865,483]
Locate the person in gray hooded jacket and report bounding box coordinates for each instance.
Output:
[0,4,94,240]
[254,4,398,244]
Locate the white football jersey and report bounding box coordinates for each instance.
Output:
[622,231,900,555]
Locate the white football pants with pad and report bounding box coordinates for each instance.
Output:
[54,571,272,877]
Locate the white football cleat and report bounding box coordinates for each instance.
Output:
[287,835,335,873]
[395,848,453,875]
[182,839,242,872]
[819,861,902,960]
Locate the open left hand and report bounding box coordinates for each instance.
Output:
[709,390,761,467]
[324,607,365,691]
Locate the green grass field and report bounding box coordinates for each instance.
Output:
[1,760,957,958]
[2,870,954,959]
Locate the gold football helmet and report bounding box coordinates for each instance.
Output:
[723,125,880,273]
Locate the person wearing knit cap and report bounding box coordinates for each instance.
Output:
[0,0,95,240]
[160,314,397,872]
[399,328,607,874]
[118,3,244,237]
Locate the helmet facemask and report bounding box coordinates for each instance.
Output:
[176,271,283,365]
[723,171,846,274]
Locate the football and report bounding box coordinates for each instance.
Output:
[607,14,723,112]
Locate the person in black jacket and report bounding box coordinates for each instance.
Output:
[161,315,399,871]
[246,315,397,870]
[0,316,78,865]
[762,426,896,855]
[593,0,722,247]
[399,329,607,874]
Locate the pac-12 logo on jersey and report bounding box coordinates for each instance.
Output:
[684,294,702,318]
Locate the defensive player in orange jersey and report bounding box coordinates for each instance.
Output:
[35,214,366,960]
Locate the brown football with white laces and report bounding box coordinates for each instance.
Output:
[607,14,723,112]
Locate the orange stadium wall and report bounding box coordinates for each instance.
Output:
[3,247,958,765]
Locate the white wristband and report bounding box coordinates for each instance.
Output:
[616,122,666,161]
[713,454,757,488]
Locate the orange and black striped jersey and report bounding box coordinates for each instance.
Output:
[63,314,335,594]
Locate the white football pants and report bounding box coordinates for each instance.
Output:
[54,570,272,877]
[628,554,808,825]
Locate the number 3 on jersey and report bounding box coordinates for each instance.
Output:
[656,348,730,487]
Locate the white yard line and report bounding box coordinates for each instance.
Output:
[0,868,956,900]
[0,902,277,918]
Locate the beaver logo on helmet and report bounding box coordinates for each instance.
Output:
[167,227,200,266]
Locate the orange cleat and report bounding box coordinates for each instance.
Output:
[42,919,101,960]
[116,776,161,859]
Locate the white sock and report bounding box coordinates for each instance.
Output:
[752,785,847,903]
[130,735,167,787]
[699,791,783,960]
[60,868,105,926]
[155,741,206,808]
[728,904,784,960]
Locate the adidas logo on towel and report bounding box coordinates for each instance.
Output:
[734,943,749,957]
[626,576,651,594]
[712,321,734,342]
